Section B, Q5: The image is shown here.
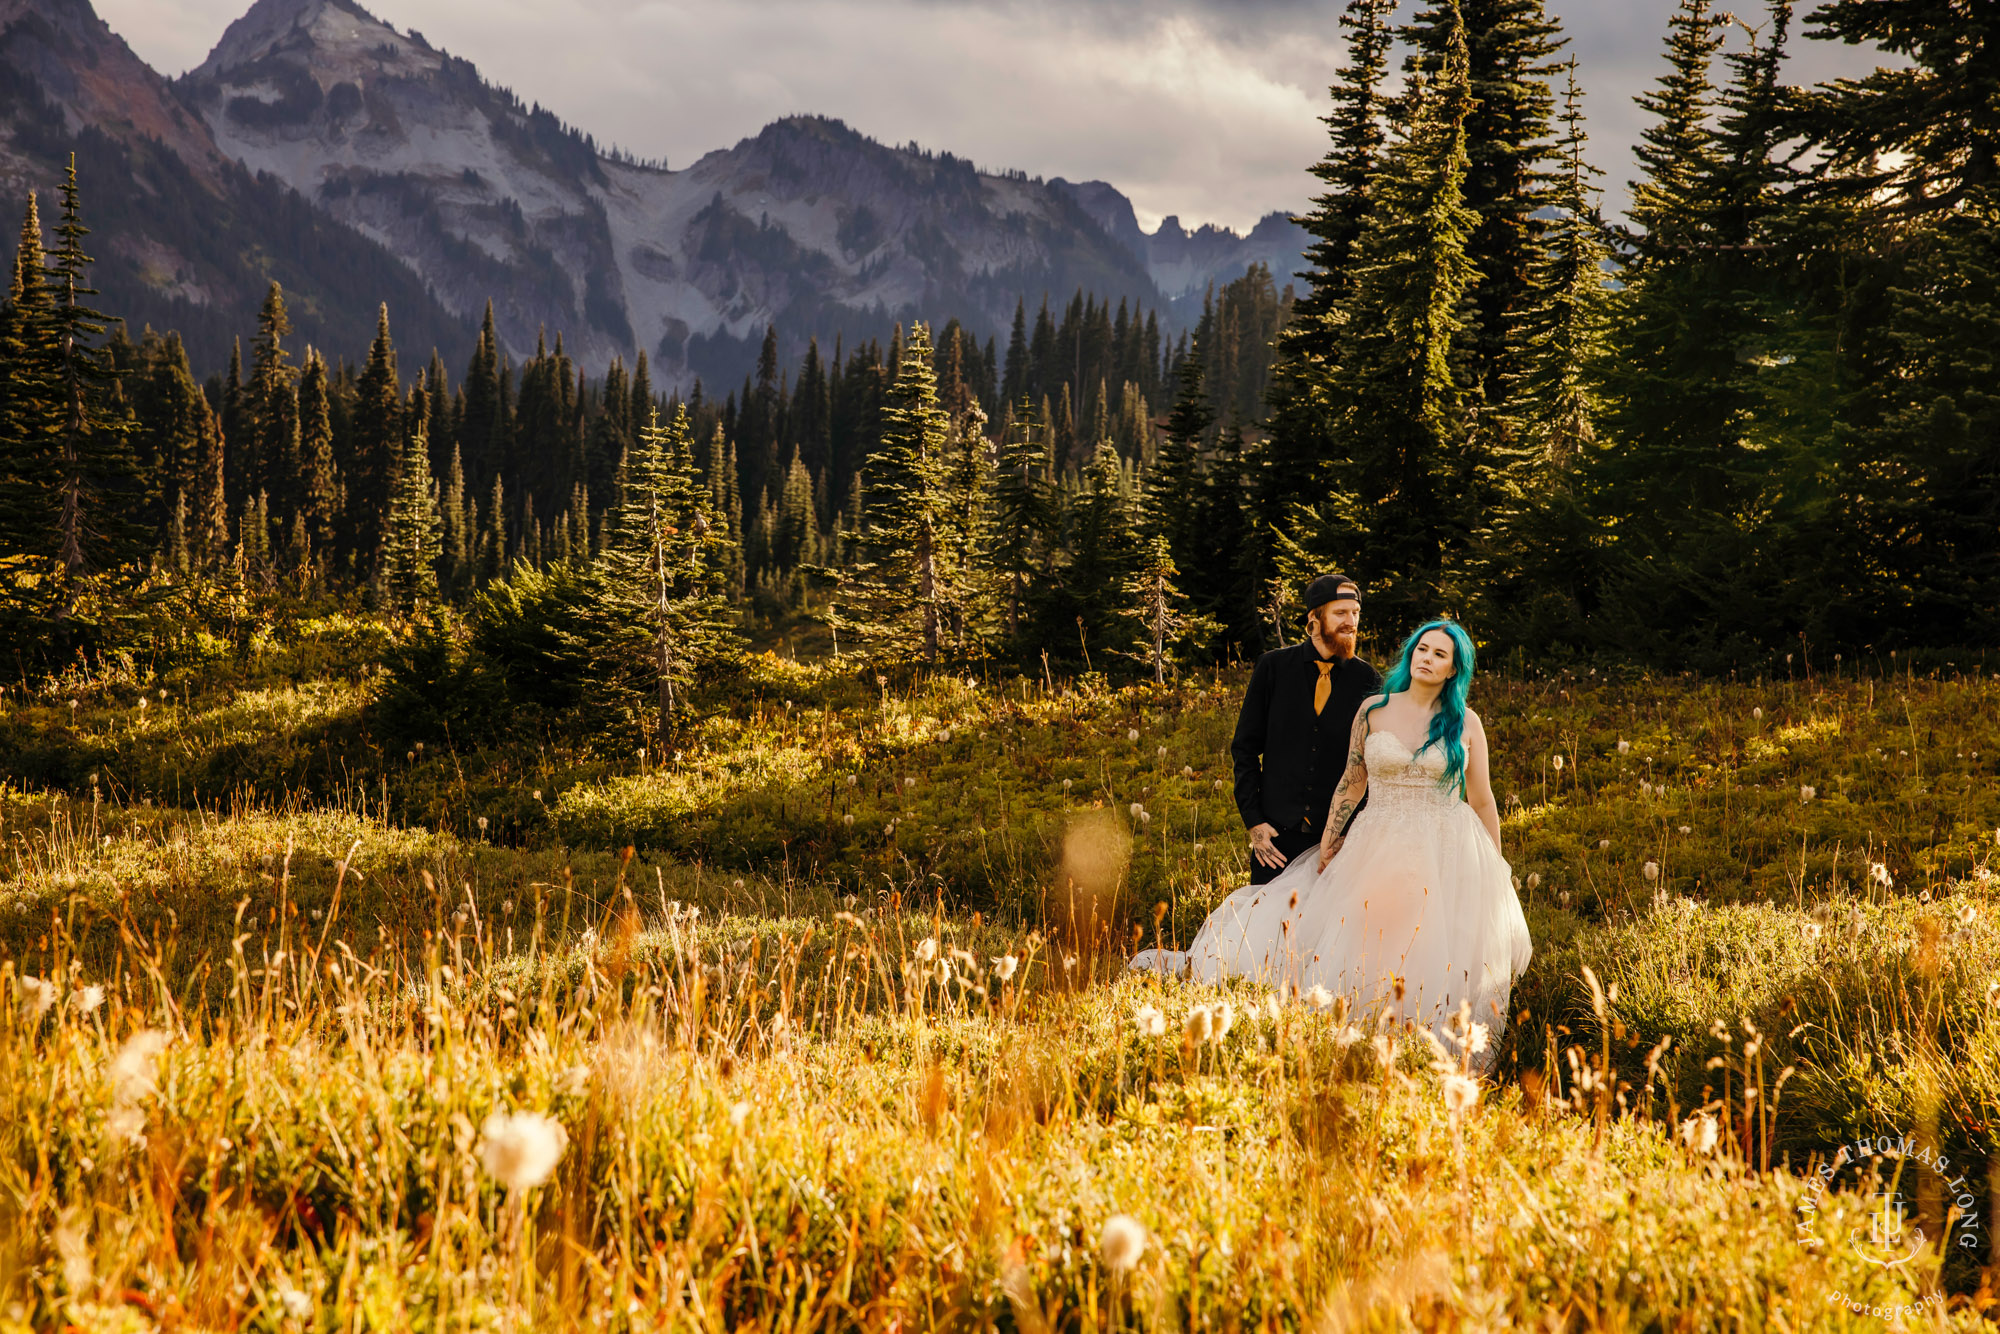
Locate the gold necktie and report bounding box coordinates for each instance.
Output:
[1314,659,1334,715]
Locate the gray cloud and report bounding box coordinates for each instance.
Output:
[97,0,1895,233]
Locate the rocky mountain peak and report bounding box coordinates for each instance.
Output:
[194,0,399,79]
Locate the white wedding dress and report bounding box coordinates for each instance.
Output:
[1130,729,1533,1074]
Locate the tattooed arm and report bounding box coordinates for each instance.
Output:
[1317,699,1379,872]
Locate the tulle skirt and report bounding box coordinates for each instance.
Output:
[1130,799,1533,1072]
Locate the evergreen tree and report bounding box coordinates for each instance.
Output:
[1120,535,1214,684]
[193,397,229,570]
[348,305,401,573]
[44,158,141,620]
[597,404,739,733]
[832,322,956,661]
[379,422,441,610]
[1303,0,1484,631]
[0,194,60,584]
[248,283,299,539]
[987,399,1050,642]
[296,347,341,563]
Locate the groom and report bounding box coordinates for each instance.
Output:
[1231,574,1381,885]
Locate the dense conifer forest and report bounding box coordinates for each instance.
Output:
[2,0,1994,735]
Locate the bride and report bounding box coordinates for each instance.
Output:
[1130,619,1533,1074]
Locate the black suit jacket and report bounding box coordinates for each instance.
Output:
[1231,644,1381,837]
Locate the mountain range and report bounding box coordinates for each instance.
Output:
[0,0,1308,385]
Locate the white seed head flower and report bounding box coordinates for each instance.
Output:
[74,984,105,1013]
[914,938,938,962]
[1526,872,1542,891]
[1677,825,1692,836]
[729,1101,752,1129]
[1129,802,1145,819]
[1213,1000,1235,1040]
[1371,1034,1399,1067]
[1182,1004,1213,1045]
[109,1029,168,1106]
[1181,765,1195,779]
[1467,1021,1489,1054]
[1126,728,1140,742]
[1870,862,1893,888]
[1441,1073,1480,1117]
[992,954,1019,982]
[1800,785,1816,803]
[1643,861,1660,882]
[1960,903,1978,926]
[904,776,917,789]
[1156,745,1167,758]
[477,816,489,833]
[1680,1112,1719,1155]
[1752,706,1763,720]
[1306,983,1333,1011]
[1617,740,1632,755]
[1803,921,1823,942]
[15,974,55,1021]
[1598,839,1611,851]
[1552,755,1565,772]
[1134,1003,1166,1037]
[479,1110,568,1191]
[1099,1214,1147,1273]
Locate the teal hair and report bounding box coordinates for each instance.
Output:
[1361,619,1476,793]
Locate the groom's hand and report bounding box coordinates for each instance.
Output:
[1248,823,1287,870]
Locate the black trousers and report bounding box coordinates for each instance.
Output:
[1250,826,1322,886]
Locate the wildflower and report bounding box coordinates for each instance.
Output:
[110,1029,168,1105]
[1134,1003,1166,1037]
[1552,755,1565,772]
[1869,862,1893,889]
[904,776,917,789]
[1598,839,1611,851]
[1617,740,1632,755]
[1183,1005,1214,1045]
[1129,803,1145,819]
[875,675,888,687]
[636,747,646,760]
[847,774,859,788]
[1099,1214,1147,1273]
[1062,778,1073,790]
[992,955,1019,982]
[914,938,939,962]
[479,1110,568,1191]
[1960,903,1979,926]
[1803,921,1822,942]
[1442,1073,1480,1118]
[1800,785,1815,803]
[1559,890,1571,907]
[843,813,855,827]
[73,984,105,1013]
[1156,745,1167,758]
[1678,825,1691,835]
[477,816,489,833]
[729,1101,751,1129]
[277,1287,313,1320]
[1331,1023,1364,1048]
[1213,1000,1235,1039]
[1062,954,1078,971]
[406,751,415,763]
[1526,873,1542,891]
[1181,765,1195,779]
[15,975,55,1021]
[1212,778,1226,790]
[1752,707,1763,720]
[1305,984,1333,1011]
[1643,862,1660,882]
[1679,1112,1719,1155]
[1127,729,1139,742]
[532,789,543,801]
[1371,1034,1399,1067]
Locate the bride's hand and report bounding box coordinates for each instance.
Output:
[1317,837,1340,872]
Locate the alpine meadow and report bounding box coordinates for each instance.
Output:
[3,0,2000,1329]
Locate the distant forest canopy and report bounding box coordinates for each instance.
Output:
[0,0,1994,690]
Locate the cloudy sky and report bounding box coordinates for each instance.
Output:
[100,0,1893,235]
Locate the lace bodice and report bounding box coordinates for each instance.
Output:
[1360,729,1464,821]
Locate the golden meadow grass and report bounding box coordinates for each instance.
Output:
[3,644,2000,1328]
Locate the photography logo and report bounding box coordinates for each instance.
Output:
[1797,1129,1983,1321]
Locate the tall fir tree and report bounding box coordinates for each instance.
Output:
[348,305,401,574]
[379,421,441,611]
[833,322,955,661]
